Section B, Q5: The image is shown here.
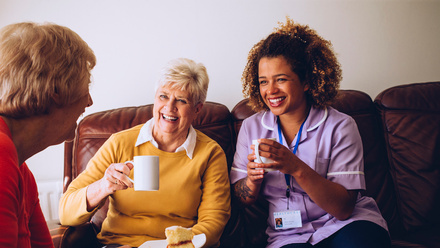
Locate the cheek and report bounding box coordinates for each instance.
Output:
[182,108,196,121]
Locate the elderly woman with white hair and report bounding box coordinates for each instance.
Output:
[59,58,231,248]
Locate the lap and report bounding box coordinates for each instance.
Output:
[101,244,134,248]
[317,220,390,248]
[281,220,390,248]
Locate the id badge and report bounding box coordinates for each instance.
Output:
[273,210,302,229]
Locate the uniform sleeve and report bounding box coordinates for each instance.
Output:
[229,118,251,184]
[326,116,365,190]
[191,143,231,247]
[59,134,121,225]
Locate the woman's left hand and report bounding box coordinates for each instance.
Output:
[252,138,304,175]
[255,139,357,221]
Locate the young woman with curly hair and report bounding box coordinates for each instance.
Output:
[230,18,390,248]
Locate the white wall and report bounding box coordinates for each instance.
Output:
[1,0,439,183]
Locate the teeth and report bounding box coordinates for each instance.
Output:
[269,98,284,104]
[163,114,178,121]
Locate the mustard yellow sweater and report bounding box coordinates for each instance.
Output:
[59,124,231,247]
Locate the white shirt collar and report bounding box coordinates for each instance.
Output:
[135,118,197,159]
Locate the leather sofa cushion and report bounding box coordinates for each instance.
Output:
[375,82,440,233]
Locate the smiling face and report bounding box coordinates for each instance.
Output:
[258,56,309,119]
[153,85,202,142]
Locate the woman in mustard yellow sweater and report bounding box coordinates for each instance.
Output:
[59,58,231,248]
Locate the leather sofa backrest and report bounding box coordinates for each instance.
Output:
[375,82,440,234]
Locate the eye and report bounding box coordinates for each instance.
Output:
[277,78,287,82]
[259,80,268,85]
[177,99,188,104]
[159,94,168,100]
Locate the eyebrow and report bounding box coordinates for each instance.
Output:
[158,90,190,101]
[259,73,290,79]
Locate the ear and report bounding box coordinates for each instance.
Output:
[194,102,203,114]
[303,83,310,92]
[51,91,63,106]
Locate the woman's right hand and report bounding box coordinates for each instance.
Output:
[85,162,134,211]
[102,162,134,193]
[246,154,266,186]
[231,152,267,205]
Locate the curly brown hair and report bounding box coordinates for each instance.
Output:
[242,17,342,112]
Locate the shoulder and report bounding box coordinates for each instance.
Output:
[324,106,358,129]
[242,111,266,125]
[240,110,276,133]
[195,129,221,148]
[0,125,16,156]
[0,130,19,171]
[108,124,143,141]
[113,123,143,136]
[0,140,23,196]
[194,129,227,158]
[322,107,362,141]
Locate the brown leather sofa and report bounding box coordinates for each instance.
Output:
[51,82,440,248]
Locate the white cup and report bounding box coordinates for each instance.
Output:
[252,138,276,172]
[125,155,159,191]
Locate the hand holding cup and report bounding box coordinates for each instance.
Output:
[253,138,277,172]
[124,155,159,191]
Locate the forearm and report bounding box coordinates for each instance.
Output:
[291,162,356,220]
[232,177,260,206]
[194,147,231,247]
[59,186,96,225]
[85,179,111,212]
[192,208,230,247]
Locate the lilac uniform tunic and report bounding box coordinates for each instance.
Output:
[230,106,388,248]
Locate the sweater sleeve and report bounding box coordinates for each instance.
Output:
[59,134,120,226]
[191,142,231,247]
[0,149,20,247]
[24,166,54,248]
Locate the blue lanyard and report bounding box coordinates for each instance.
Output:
[277,113,308,209]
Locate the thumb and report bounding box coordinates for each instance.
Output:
[124,161,134,170]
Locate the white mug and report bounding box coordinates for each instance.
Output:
[125,155,159,191]
[252,138,276,172]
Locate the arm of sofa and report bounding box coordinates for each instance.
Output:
[50,222,101,248]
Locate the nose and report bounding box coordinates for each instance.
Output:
[165,99,176,111]
[266,81,278,95]
[87,93,93,107]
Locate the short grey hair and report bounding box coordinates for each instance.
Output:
[156,58,209,105]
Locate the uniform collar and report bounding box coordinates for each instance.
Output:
[260,106,328,133]
[135,118,197,159]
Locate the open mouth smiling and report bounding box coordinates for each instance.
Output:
[268,97,285,106]
[162,114,178,121]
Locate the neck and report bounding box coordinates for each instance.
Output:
[152,127,188,153]
[278,105,310,145]
[1,116,50,165]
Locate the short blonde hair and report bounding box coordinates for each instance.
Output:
[156,58,209,105]
[0,22,96,118]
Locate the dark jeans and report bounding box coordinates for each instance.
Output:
[281,220,391,248]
